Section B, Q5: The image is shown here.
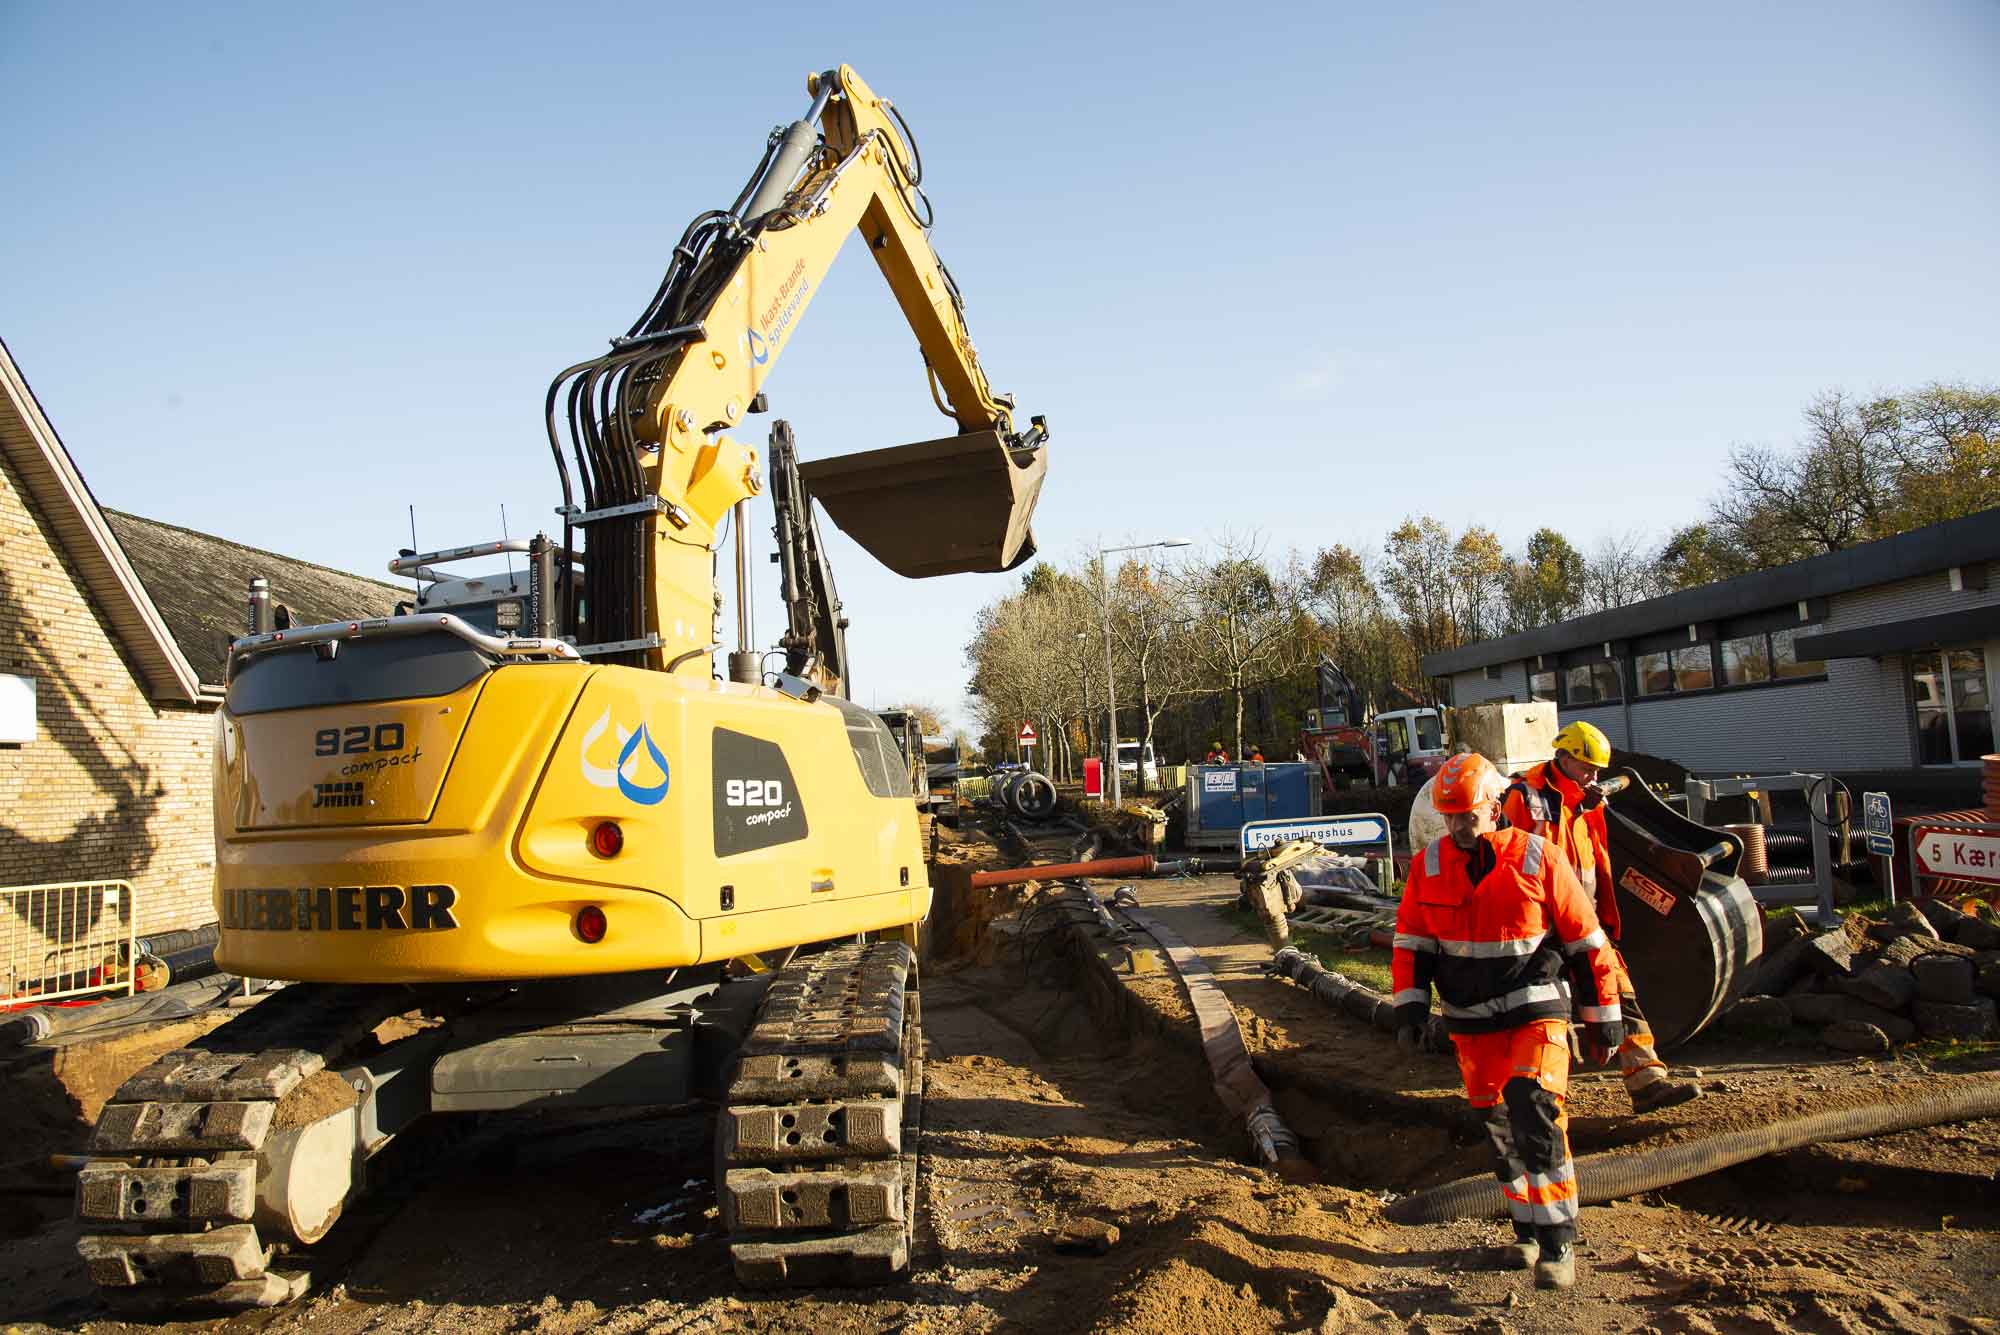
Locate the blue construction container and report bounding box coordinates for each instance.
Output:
[1184,762,1322,850]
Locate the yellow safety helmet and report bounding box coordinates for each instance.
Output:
[1553,720,1612,768]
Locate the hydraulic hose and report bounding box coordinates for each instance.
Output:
[1387,1078,2000,1224]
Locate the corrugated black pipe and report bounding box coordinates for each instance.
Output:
[1387,1079,2000,1224]
[136,923,219,958]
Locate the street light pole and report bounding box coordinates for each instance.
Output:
[1099,538,1191,807]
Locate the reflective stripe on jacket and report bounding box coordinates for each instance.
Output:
[1502,761,1620,939]
[1391,827,1623,1035]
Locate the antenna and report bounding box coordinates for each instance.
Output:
[407,506,420,600]
[500,504,517,590]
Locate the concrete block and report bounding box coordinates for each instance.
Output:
[1911,997,1997,1040]
[1804,930,1854,977]
[1838,962,1917,1013]
[1911,954,1976,1005]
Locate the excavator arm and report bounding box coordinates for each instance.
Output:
[767,419,849,697]
[547,65,1048,674]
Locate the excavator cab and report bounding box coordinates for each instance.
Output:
[799,422,1047,578]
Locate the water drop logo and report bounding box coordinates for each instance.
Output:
[745,327,770,366]
[579,709,670,806]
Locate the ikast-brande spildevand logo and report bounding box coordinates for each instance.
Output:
[579,709,670,806]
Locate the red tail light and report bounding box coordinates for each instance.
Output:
[590,821,623,858]
[575,905,608,944]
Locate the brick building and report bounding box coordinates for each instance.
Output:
[2,338,399,992]
[1422,507,2000,786]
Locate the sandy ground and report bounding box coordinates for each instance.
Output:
[2,822,1996,1333]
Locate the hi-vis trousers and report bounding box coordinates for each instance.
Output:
[1610,950,1669,1096]
[1451,1018,1578,1241]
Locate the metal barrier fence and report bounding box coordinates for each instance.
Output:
[1,880,136,1006]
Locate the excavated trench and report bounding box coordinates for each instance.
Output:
[1018,886,1479,1196]
[1030,892,2000,1241]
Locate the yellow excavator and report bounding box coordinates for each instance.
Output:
[73,65,1048,1308]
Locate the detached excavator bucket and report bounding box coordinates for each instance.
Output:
[797,429,1045,579]
[1602,768,1763,1049]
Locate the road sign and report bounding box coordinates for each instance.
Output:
[1915,828,2000,884]
[1241,813,1392,856]
[1862,791,1894,857]
[1017,721,1037,745]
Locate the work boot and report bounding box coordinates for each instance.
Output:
[1629,1078,1701,1115]
[1534,1240,1576,1290]
[1499,1222,1538,1270]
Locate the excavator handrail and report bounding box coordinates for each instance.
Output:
[388,539,579,581]
[228,613,581,674]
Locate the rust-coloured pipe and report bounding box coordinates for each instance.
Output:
[967,854,1159,888]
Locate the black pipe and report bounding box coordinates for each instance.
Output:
[1273,946,1449,1050]
[153,943,218,985]
[1387,1080,2000,1224]
[136,923,218,958]
[0,973,242,1054]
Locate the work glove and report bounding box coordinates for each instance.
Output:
[1578,782,1606,813]
[1394,1001,1428,1054]
[1581,1019,1625,1066]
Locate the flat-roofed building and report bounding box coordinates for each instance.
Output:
[1422,509,2000,781]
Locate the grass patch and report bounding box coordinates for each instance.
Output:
[1766,895,1891,921]
[1214,902,1395,992]
[1905,1037,2000,1071]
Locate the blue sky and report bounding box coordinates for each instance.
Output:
[4,2,1996,726]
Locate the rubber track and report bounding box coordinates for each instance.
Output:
[721,940,920,1286]
[73,983,421,1311]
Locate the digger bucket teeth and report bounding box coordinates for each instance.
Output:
[797,429,1045,579]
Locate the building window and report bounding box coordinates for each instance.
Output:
[1636,651,1675,697]
[1914,647,1994,765]
[1770,626,1822,680]
[1672,644,1715,691]
[1484,664,1503,681]
[1529,669,1557,701]
[1565,661,1622,706]
[1720,634,1772,686]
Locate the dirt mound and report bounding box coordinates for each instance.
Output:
[275,1068,360,1129]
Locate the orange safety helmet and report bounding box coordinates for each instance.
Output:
[1431,752,1506,814]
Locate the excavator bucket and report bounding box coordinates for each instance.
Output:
[1602,769,1763,1049]
[797,429,1045,579]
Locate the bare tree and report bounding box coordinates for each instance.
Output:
[1100,553,1205,793]
[1175,534,1312,758]
[878,699,949,734]
[1580,531,1663,612]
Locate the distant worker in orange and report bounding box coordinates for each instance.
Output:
[1204,740,1230,763]
[1248,745,1265,764]
[1392,751,1624,1290]
[1502,721,1700,1116]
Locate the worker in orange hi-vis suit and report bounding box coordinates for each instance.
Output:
[1392,751,1624,1291]
[1502,721,1701,1116]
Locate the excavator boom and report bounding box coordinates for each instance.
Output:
[546,64,1048,673]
